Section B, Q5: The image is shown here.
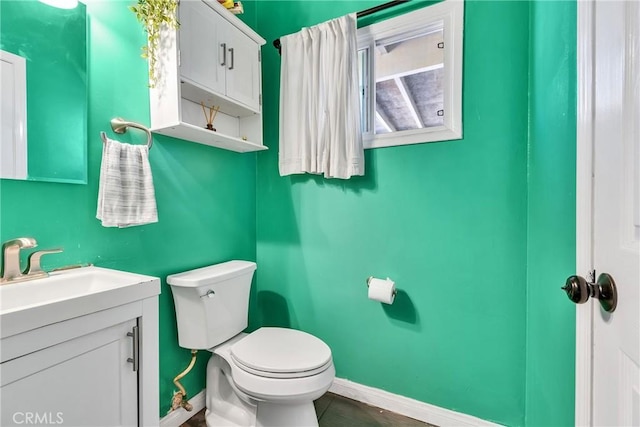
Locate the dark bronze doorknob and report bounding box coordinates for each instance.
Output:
[562,273,617,313]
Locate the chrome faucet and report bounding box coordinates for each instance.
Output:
[0,237,63,284]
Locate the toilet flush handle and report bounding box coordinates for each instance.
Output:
[200,289,215,299]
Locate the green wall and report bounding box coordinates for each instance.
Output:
[255,1,529,425]
[0,0,576,425]
[526,1,577,425]
[0,0,256,416]
[254,1,576,426]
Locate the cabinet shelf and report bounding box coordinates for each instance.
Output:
[152,122,267,153]
[180,78,259,118]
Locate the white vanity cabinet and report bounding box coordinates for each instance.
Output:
[150,0,266,152]
[0,268,160,427]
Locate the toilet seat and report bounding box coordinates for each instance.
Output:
[230,327,332,379]
[211,329,336,404]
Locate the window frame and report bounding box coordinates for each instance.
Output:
[357,0,464,149]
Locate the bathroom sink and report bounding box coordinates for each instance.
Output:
[0,266,160,339]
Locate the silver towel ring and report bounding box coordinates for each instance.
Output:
[110,117,153,150]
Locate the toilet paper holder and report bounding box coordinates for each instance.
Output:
[366,276,397,297]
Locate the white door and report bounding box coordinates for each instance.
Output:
[576,1,640,425]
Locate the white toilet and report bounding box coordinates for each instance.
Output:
[167,260,335,427]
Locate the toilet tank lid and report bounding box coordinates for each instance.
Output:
[167,260,256,288]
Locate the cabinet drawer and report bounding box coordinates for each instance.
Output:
[1,301,142,363]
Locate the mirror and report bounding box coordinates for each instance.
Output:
[357,1,463,149]
[0,0,87,184]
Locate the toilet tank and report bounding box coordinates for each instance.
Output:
[167,260,257,349]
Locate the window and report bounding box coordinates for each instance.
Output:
[357,1,464,149]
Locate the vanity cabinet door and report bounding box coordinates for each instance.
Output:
[179,0,230,95]
[0,319,138,427]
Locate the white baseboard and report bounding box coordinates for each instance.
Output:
[158,379,501,427]
[329,378,502,427]
[159,389,206,427]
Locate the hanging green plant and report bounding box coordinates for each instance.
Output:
[130,0,179,87]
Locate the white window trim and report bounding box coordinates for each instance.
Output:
[357,0,464,150]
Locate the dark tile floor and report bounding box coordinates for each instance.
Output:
[180,392,435,427]
[315,393,435,427]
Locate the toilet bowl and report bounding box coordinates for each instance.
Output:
[167,261,335,427]
[206,329,335,426]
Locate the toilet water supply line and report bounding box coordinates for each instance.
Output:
[171,349,198,412]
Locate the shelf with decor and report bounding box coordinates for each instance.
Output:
[148,0,266,153]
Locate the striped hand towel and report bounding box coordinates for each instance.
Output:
[96,134,158,227]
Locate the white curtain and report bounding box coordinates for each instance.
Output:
[279,14,364,180]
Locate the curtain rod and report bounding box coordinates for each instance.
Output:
[272,0,410,54]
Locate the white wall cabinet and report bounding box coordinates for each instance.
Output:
[151,0,266,153]
[0,297,159,427]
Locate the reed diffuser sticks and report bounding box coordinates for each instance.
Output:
[201,102,220,131]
